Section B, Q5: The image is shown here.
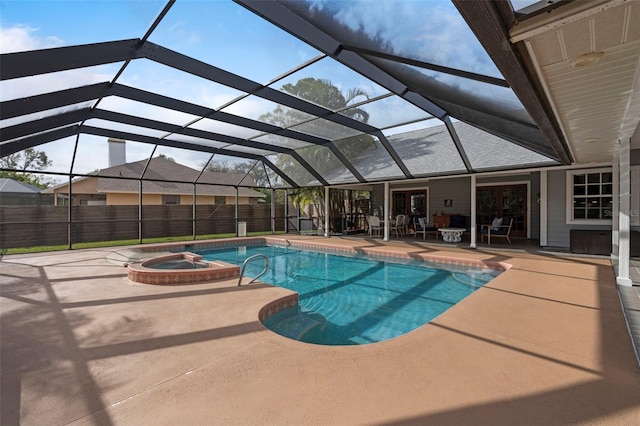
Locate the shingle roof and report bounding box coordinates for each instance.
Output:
[325,122,558,183]
[0,178,41,194]
[95,158,264,198]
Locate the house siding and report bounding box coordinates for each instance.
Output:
[428,177,470,217]
[547,170,570,248]
[106,193,251,206]
[426,174,540,239]
[546,169,615,249]
[108,193,163,205]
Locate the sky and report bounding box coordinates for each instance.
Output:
[0,0,528,182]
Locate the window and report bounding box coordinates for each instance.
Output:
[162,195,180,205]
[214,196,226,205]
[566,168,612,224]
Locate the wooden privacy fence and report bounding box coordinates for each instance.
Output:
[0,204,286,249]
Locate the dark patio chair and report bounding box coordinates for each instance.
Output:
[480,216,513,245]
[414,217,439,240]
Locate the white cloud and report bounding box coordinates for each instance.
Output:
[0,25,64,53]
[329,0,500,78]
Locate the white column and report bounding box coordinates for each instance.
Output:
[383,182,390,241]
[470,175,477,248]
[612,148,619,255]
[617,137,632,286]
[324,186,330,237]
[540,170,548,247]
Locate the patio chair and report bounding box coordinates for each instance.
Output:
[414,217,439,240]
[402,214,412,237]
[480,216,513,245]
[367,215,382,237]
[389,214,404,237]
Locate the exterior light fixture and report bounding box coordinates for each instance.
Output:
[570,52,604,68]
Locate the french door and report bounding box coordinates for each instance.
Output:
[476,184,527,238]
[392,190,426,218]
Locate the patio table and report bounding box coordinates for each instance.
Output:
[438,227,466,243]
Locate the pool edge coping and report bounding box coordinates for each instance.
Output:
[134,236,512,273]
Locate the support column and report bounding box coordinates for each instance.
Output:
[617,137,632,286]
[270,189,276,235]
[383,182,390,241]
[192,184,197,240]
[235,187,239,237]
[138,180,143,243]
[540,170,548,247]
[68,175,73,250]
[324,186,330,237]
[284,189,289,234]
[612,148,620,255]
[470,175,477,248]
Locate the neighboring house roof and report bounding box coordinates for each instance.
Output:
[0,178,41,194]
[43,158,265,198]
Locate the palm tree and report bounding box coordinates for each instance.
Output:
[259,78,375,230]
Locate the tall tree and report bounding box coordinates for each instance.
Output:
[259,77,375,229]
[0,148,56,188]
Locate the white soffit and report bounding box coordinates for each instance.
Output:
[511,0,640,163]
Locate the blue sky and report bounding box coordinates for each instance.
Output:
[0,0,523,179]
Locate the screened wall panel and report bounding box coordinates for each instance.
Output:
[119,59,246,111]
[270,56,390,109]
[253,134,315,150]
[221,95,316,128]
[267,153,319,187]
[147,0,321,85]
[386,126,467,176]
[0,64,123,101]
[295,144,356,184]
[83,118,168,139]
[1,102,93,129]
[332,136,405,181]
[190,119,263,140]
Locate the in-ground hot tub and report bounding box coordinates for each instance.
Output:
[127,252,240,285]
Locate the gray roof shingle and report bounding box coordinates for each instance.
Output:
[95,158,264,198]
[0,178,42,193]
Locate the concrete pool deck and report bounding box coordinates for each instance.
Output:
[1,235,639,425]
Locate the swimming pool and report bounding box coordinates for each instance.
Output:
[193,244,500,345]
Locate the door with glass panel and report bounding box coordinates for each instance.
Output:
[476,185,527,238]
[392,190,426,217]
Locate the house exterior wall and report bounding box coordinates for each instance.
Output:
[107,193,163,205]
[49,177,99,199]
[428,177,470,217]
[370,185,385,217]
[546,152,640,249]
[106,193,252,205]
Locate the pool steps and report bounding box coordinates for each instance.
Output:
[265,308,327,340]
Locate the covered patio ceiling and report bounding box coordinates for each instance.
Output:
[1,0,638,189]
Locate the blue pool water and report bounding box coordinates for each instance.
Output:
[193,244,499,345]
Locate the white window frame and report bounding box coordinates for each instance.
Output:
[566,167,613,225]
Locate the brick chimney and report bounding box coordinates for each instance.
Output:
[107,138,126,167]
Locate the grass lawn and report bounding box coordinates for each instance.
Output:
[3,231,286,255]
